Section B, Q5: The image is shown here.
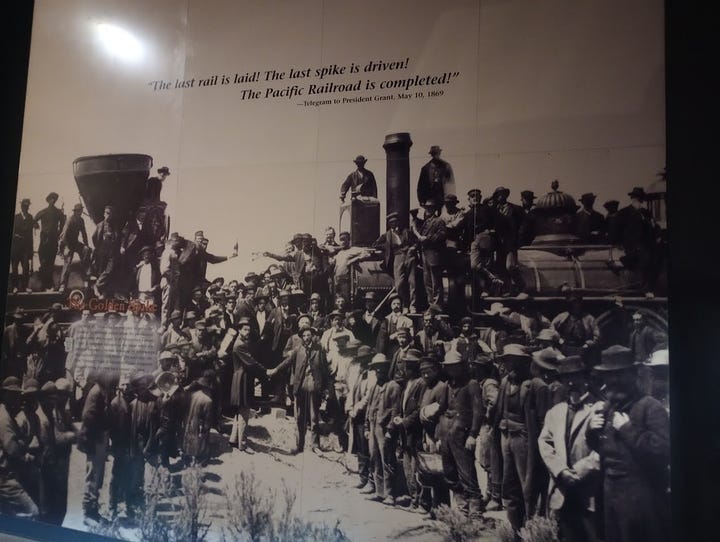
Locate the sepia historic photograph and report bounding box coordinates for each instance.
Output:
[1,1,668,541]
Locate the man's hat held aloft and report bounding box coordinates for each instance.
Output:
[595,345,639,372]
[46,192,59,203]
[428,145,442,154]
[520,190,536,200]
[628,187,647,200]
[531,347,563,372]
[484,302,510,316]
[579,193,597,204]
[158,166,170,175]
[645,348,669,367]
[556,355,587,376]
[354,155,367,164]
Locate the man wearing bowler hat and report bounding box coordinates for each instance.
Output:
[373,213,418,311]
[576,193,605,243]
[413,197,447,307]
[33,192,66,291]
[417,145,456,206]
[146,166,170,201]
[340,155,378,202]
[538,356,602,542]
[58,202,92,292]
[436,350,483,518]
[586,345,670,542]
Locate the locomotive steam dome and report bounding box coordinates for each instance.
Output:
[530,181,580,244]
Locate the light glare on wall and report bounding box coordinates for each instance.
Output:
[96,23,144,63]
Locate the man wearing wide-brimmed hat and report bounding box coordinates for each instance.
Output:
[576,192,605,243]
[640,348,669,412]
[347,345,377,491]
[33,191,66,291]
[364,353,401,505]
[182,370,214,465]
[435,350,483,518]
[586,345,670,542]
[538,355,602,542]
[551,292,600,359]
[0,377,39,518]
[340,155,378,202]
[492,344,533,531]
[417,145,455,207]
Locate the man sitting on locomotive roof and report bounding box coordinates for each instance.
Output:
[551,293,600,362]
[146,166,170,202]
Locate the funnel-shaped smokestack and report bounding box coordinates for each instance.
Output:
[383,133,413,230]
[73,154,153,224]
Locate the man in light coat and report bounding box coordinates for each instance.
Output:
[538,355,602,542]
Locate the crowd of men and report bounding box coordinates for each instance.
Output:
[1,158,669,541]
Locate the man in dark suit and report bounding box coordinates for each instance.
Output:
[610,187,661,293]
[576,193,606,243]
[340,155,378,202]
[355,291,382,347]
[587,345,670,542]
[629,311,666,362]
[492,187,526,294]
[91,205,120,299]
[417,146,455,206]
[11,198,34,293]
[413,198,447,307]
[146,166,169,201]
[373,213,418,311]
[58,203,91,292]
[272,325,329,454]
[33,192,66,291]
[389,350,426,511]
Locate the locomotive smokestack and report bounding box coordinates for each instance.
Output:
[383,133,413,230]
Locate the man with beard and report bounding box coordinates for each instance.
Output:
[389,327,414,381]
[493,344,533,532]
[229,318,267,452]
[376,294,414,357]
[356,292,382,346]
[365,353,401,505]
[587,345,670,542]
[0,377,38,518]
[417,146,455,206]
[11,198,34,293]
[415,310,445,359]
[436,350,483,518]
[33,192,66,291]
[390,350,426,512]
[273,326,330,454]
[539,356,602,542]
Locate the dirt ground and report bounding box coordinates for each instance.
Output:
[59,412,504,541]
